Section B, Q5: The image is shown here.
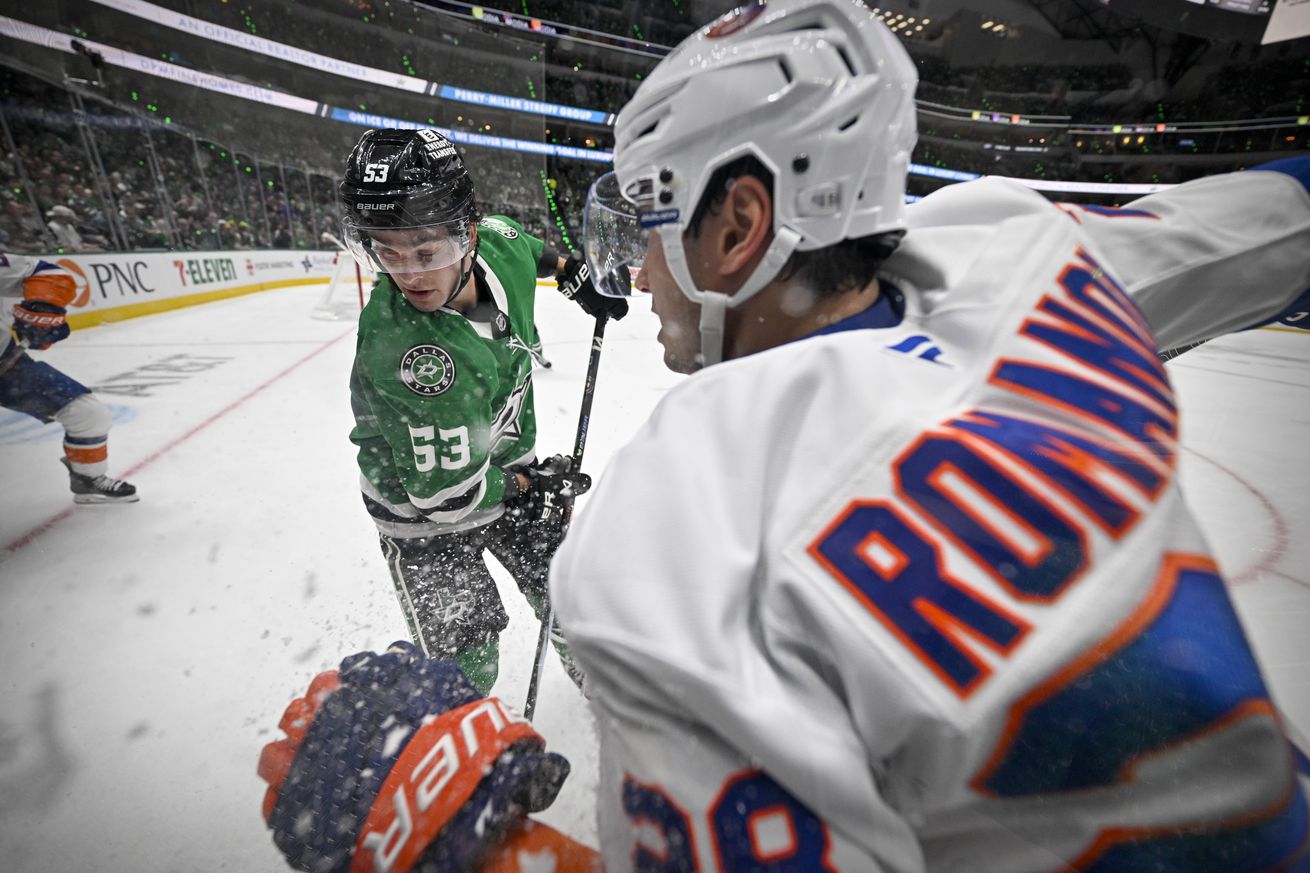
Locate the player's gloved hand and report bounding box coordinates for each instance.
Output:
[12,300,70,349]
[257,641,570,873]
[507,454,592,524]
[556,251,628,321]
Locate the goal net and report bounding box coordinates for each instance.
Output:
[313,234,379,321]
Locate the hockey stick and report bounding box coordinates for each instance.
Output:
[524,313,608,721]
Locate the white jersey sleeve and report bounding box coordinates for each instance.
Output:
[903,160,1310,350]
[0,252,40,359]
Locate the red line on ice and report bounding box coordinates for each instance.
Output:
[1183,447,1293,588]
[3,329,354,557]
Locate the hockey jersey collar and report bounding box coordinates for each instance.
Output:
[804,280,905,342]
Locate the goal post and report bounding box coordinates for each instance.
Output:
[313,234,378,320]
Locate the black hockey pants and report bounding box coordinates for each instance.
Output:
[377,506,581,693]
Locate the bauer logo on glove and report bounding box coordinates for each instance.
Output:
[258,642,574,873]
[556,251,628,321]
[12,300,70,349]
[557,258,589,301]
[508,454,592,523]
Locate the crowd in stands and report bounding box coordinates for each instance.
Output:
[0,68,574,256]
[112,0,1307,142]
[0,124,343,255]
[0,71,344,255]
[914,55,1309,129]
[516,0,694,47]
[4,0,1306,256]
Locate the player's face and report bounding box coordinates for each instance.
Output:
[636,231,703,374]
[370,226,472,312]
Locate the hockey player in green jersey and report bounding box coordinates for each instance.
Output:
[339,128,626,694]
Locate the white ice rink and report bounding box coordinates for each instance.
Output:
[1,281,1307,871]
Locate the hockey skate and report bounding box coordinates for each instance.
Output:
[61,458,139,504]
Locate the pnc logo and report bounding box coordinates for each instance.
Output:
[55,258,91,308]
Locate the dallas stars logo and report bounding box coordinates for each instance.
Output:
[399,344,456,396]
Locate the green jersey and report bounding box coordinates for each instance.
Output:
[350,215,544,535]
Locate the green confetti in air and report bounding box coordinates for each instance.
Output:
[538,169,571,249]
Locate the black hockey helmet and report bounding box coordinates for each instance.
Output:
[339,128,479,273]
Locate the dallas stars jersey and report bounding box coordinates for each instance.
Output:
[350,215,544,537]
[552,162,1310,871]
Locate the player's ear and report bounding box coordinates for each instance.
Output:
[718,175,773,282]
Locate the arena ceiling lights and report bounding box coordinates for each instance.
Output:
[870,6,932,37]
[0,13,611,164]
[84,0,613,125]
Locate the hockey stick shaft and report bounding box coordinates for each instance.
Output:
[524,313,608,721]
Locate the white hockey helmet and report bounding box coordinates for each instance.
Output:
[583,0,917,366]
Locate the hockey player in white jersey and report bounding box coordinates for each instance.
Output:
[257,1,1310,870]
[1,252,137,503]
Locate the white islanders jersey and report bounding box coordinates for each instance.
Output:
[552,166,1310,872]
[1,252,74,359]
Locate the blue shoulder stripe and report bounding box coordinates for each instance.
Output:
[1251,156,1310,197]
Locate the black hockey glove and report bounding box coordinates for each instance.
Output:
[506,454,592,524]
[556,251,628,321]
[12,300,70,349]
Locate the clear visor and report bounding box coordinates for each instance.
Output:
[582,171,650,298]
[341,215,474,275]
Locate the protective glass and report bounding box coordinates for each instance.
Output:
[341,215,474,275]
[582,171,651,298]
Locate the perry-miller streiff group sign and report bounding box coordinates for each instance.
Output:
[47,249,341,329]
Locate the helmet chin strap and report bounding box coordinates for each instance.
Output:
[661,225,803,368]
[698,292,729,368]
[441,238,480,309]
